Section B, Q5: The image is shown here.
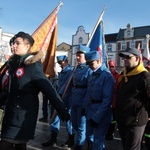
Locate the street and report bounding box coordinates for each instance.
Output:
[26,93,147,150]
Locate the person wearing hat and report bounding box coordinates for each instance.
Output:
[42,55,75,148]
[0,34,17,136]
[0,35,17,93]
[116,47,150,150]
[0,31,70,150]
[0,35,17,130]
[70,44,92,150]
[105,60,120,140]
[9,35,16,54]
[83,51,114,150]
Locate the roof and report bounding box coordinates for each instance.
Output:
[105,33,118,43]
[117,25,150,40]
[57,42,71,47]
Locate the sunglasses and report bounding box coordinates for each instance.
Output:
[122,55,135,60]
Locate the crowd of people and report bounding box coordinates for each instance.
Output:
[0,31,150,150]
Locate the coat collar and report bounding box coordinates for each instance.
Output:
[24,51,44,65]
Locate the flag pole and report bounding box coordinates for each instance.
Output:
[86,5,106,47]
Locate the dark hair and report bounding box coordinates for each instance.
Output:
[76,51,85,54]
[15,31,34,46]
[9,35,16,46]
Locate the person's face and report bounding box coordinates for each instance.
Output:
[109,66,115,72]
[122,54,140,69]
[76,53,86,64]
[86,59,101,70]
[13,37,30,56]
[57,60,64,68]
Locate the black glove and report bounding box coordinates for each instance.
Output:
[62,108,70,122]
[81,108,85,116]
[89,119,98,128]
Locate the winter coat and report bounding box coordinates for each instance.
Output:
[116,71,150,126]
[71,63,91,107]
[84,64,114,124]
[58,65,72,108]
[0,52,68,140]
[111,70,120,108]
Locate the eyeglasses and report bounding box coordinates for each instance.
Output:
[122,55,135,60]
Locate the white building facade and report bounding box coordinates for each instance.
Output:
[0,27,14,66]
[71,26,89,67]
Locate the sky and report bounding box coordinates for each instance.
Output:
[1,0,150,45]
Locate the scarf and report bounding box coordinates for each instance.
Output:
[118,62,147,83]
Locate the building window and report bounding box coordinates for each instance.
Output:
[127,30,130,37]
[79,27,83,31]
[107,43,112,52]
[78,37,83,44]
[121,41,126,50]
[61,47,65,50]
[130,41,135,48]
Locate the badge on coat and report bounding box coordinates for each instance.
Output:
[16,68,24,78]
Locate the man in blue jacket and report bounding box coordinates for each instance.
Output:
[70,45,92,150]
[42,55,74,148]
[84,51,114,150]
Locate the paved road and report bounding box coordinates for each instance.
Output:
[27,121,125,150]
[26,94,148,150]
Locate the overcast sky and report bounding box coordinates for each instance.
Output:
[1,0,150,45]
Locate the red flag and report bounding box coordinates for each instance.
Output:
[30,2,63,78]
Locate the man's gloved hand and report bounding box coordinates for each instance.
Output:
[63,108,70,122]
[81,108,85,116]
[89,119,98,128]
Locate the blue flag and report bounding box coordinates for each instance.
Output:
[89,20,107,65]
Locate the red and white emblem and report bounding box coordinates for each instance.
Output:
[16,68,24,78]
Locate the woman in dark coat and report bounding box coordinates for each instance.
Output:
[0,31,70,150]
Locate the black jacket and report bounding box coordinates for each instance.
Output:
[116,71,150,126]
[0,52,69,140]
